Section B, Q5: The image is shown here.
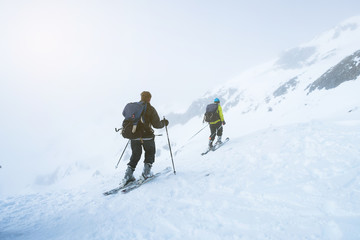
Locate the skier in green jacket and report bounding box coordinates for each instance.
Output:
[205,98,226,148]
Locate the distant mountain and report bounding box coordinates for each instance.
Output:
[167,16,360,126]
[166,87,241,124]
[307,50,360,93]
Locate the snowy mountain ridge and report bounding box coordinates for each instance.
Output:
[168,16,360,128]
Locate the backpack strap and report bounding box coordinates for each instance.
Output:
[140,101,147,123]
[131,102,147,134]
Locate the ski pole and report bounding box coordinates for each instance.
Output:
[188,124,208,141]
[164,117,176,175]
[174,124,208,155]
[115,140,130,169]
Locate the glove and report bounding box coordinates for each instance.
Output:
[222,121,226,125]
[162,119,169,127]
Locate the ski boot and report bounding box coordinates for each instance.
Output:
[208,139,214,149]
[216,136,222,145]
[142,163,153,179]
[121,165,136,186]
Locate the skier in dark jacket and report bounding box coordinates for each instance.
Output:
[122,91,169,185]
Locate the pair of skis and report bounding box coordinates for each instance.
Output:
[103,167,172,196]
[201,137,229,156]
[104,138,229,196]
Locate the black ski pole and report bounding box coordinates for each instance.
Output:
[164,117,176,175]
[115,139,130,169]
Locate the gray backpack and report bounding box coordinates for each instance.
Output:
[204,103,220,122]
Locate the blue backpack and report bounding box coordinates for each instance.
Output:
[121,101,147,139]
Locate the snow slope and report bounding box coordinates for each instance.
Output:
[1,120,360,240]
[1,16,360,240]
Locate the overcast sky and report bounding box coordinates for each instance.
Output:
[1,1,359,107]
[0,0,359,193]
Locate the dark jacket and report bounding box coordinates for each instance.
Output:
[140,102,164,138]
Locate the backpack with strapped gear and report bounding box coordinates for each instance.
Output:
[204,103,220,122]
[121,101,147,139]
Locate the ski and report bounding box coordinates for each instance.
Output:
[103,180,137,196]
[121,167,172,194]
[103,167,172,196]
[201,148,212,156]
[201,137,229,155]
[212,137,230,151]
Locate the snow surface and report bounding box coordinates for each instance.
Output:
[1,120,360,240]
[1,16,360,240]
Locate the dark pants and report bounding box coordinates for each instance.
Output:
[209,121,223,141]
[128,139,156,169]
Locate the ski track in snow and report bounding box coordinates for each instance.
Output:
[1,121,360,240]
